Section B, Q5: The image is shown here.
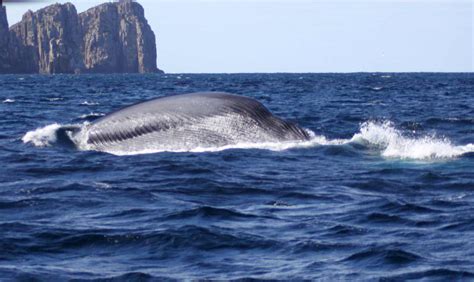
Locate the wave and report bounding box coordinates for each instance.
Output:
[80,101,99,106]
[22,123,81,148]
[22,124,63,147]
[3,98,15,103]
[343,248,422,265]
[350,121,473,160]
[79,112,105,119]
[46,97,63,101]
[22,121,473,160]
[370,86,384,91]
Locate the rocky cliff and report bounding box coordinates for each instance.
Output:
[9,3,83,74]
[0,1,161,74]
[80,1,158,73]
[0,6,13,73]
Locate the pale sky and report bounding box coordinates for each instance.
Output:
[4,0,473,73]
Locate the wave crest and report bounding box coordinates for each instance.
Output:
[22,124,62,147]
[351,121,473,160]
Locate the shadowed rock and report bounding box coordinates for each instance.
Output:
[0,0,162,74]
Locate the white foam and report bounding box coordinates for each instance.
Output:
[81,101,99,106]
[99,128,350,156]
[47,97,63,101]
[79,112,105,119]
[3,99,15,103]
[22,121,473,160]
[350,121,473,160]
[22,123,62,147]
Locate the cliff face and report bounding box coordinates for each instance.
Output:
[0,1,161,74]
[80,0,158,73]
[0,6,13,73]
[9,3,83,74]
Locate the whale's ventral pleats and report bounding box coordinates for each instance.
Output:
[78,92,310,153]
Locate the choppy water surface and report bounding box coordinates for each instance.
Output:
[1,73,473,280]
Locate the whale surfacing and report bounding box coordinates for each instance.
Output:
[75,92,310,154]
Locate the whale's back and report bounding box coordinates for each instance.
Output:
[78,92,310,154]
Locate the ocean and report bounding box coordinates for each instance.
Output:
[1,73,473,280]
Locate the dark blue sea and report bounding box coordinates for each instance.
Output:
[1,73,473,280]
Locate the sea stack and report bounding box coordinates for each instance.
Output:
[80,0,159,73]
[0,0,162,74]
[0,4,14,73]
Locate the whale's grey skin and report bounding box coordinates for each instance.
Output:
[77,92,310,153]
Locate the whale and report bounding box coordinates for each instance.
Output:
[72,92,310,154]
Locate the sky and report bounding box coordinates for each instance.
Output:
[4,0,473,73]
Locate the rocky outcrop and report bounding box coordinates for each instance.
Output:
[0,1,161,74]
[80,0,158,73]
[0,6,14,73]
[9,3,83,73]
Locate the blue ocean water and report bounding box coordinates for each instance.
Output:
[1,73,473,280]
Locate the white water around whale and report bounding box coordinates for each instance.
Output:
[351,121,474,159]
[22,121,473,160]
[22,123,62,147]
